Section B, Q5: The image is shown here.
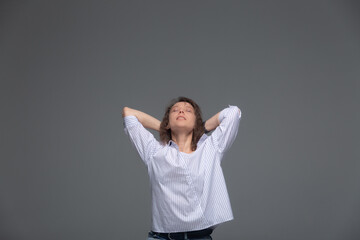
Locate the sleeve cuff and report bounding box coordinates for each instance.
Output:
[124,115,140,126]
[123,115,140,135]
[219,105,241,122]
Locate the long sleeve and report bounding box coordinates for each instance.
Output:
[124,115,162,165]
[210,105,241,153]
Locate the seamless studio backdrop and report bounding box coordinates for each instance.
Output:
[1,1,359,240]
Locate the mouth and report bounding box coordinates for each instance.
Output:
[176,116,186,120]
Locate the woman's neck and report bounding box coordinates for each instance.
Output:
[171,131,193,153]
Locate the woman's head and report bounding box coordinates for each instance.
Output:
[160,97,205,150]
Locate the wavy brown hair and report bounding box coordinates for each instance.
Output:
[160,97,205,151]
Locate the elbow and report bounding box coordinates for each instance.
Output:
[122,107,130,117]
[237,106,241,118]
[230,105,241,118]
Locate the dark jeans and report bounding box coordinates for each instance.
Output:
[147,231,213,240]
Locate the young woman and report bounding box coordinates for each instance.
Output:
[123,97,241,240]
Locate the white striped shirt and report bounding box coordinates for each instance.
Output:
[124,105,241,233]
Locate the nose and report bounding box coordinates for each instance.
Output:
[179,109,184,114]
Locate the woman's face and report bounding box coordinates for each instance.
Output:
[168,101,196,133]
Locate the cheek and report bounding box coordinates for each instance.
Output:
[190,117,197,126]
[168,115,177,125]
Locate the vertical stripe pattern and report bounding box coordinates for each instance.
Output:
[124,105,241,232]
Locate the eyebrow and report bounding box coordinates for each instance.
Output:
[172,103,194,109]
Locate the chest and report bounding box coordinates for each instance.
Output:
[149,146,213,184]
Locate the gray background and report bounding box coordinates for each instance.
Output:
[1,1,359,239]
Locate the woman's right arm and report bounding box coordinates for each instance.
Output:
[122,107,162,164]
[122,107,161,132]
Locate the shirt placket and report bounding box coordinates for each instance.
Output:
[177,150,209,225]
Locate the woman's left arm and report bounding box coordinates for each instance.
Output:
[204,106,241,131]
[205,105,241,153]
[204,112,221,132]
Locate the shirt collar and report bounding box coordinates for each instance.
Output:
[167,134,208,148]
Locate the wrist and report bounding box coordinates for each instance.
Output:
[203,121,210,134]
